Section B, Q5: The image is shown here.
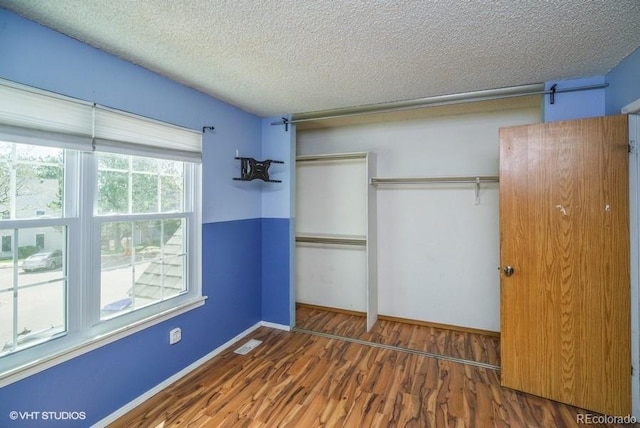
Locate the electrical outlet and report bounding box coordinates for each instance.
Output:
[169,327,181,345]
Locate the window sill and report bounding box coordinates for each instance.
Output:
[0,296,207,388]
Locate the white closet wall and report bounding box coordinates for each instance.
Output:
[296,101,541,332]
[296,156,368,312]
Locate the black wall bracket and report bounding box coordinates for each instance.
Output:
[549,84,557,105]
[233,157,284,183]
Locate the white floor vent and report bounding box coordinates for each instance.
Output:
[234,339,262,355]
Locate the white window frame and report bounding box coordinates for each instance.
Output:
[87,155,201,338]
[0,80,204,387]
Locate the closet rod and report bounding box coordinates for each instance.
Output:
[271,82,607,126]
[370,175,499,185]
[296,235,367,246]
[297,152,367,163]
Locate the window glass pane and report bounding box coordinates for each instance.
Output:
[17,227,65,280]
[0,141,12,158]
[97,170,129,215]
[133,220,161,264]
[163,218,185,255]
[160,159,183,176]
[35,233,45,250]
[0,143,64,220]
[161,175,183,212]
[0,289,14,354]
[163,256,186,297]
[98,153,128,171]
[132,173,158,213]
[12,282,66,352]
[97,154,185,215]
[15,144,61,162]
[1,226,66,355]
[0,155,9,217]
[100,218,187,320]
[132,158,156,172]
[100,221,132,263]
[1,234,11,252]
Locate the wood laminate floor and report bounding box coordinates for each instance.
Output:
[110,327,633,427]
[295,305,501,367]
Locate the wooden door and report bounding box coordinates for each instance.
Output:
[499,115,630,415]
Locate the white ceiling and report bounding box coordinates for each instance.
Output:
[2,1,640,117]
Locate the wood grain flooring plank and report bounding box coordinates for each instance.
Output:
[110,326,633,428]
[296,305,501,366]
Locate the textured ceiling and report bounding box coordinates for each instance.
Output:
[2,1,640,117]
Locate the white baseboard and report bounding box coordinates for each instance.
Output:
[93,321,265,427]
[260,321,290,331]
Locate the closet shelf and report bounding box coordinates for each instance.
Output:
[296,233,367,246]
[296,152,368,163]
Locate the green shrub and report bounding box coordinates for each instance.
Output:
[18,246,40,259]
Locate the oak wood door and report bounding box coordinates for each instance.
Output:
[499,115,630,415]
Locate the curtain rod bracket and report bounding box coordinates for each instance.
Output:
[269,117,290,131]
[202,126,215,133]
[549,84,557,105]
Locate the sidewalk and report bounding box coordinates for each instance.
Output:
[0,260,16,269]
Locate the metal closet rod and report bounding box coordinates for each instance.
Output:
[271,82,608,125]
[296,152,367,162]
[370,175,499,185]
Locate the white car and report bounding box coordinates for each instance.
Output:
[21,250,63,272]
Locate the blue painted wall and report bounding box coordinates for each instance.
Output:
[0,8,264,427]
[544,48,640,122]
[260,118,295,326]
[262,218,292,325]
[543,76,606,122]
[606,47,640,115]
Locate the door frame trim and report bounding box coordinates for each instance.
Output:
[629,113,640,418]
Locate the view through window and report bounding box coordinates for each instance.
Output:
[0,142,199,361]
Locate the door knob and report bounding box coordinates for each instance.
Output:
[503,266,514,277]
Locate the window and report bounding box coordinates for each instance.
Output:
[97,154,190,320]
[35,233,45,249]
[1,235,10,252]
[0,143,68,357]
[0,80,202,380]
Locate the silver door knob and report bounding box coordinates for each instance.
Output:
[503,266,514,277]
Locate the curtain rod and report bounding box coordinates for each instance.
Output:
[271,82,608,126]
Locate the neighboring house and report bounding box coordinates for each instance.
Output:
[132,225,185,300]
[0,177,61,258]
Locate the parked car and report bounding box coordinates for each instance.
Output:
[21,250,63,272]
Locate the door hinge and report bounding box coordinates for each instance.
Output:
[629,140,636,154]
